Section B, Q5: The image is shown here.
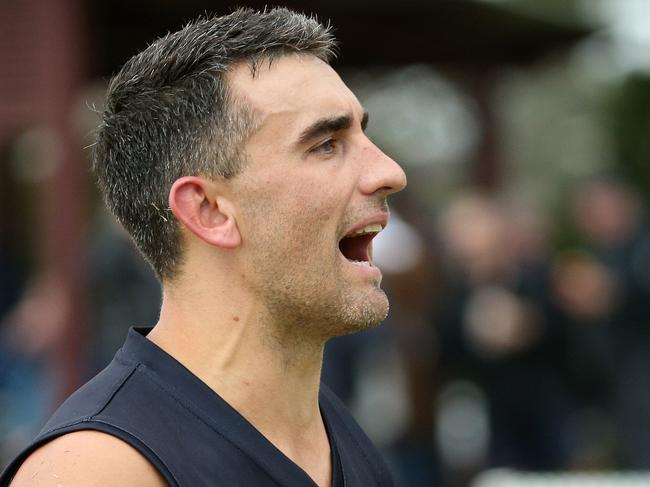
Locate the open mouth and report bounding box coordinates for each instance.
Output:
[338,223,383,267]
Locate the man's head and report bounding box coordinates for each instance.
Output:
[93,8,336,281]
[94,8,407,338]
[222,54,406,339]
[571,176,642,247]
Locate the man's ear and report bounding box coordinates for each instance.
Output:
[169,176,241,249]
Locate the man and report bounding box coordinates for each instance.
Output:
[2,7,406,486]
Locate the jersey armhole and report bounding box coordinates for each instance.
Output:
[0,422,177,487]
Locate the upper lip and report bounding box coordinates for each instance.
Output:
[340,212,389,240]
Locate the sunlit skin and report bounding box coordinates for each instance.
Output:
[229,54,407,346]
[9,54,406,487]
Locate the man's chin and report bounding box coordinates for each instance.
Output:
[334,289,389,336]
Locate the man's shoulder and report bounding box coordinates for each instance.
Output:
[44,356,137,430]
[7,430,167,487]
[2,350,171,486]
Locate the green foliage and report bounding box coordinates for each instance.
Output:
[606,73,650,203]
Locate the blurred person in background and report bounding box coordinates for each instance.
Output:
[2,8,406,487]
[560,176,650,469]
[0,273,66,468]
[86,210,160,372]
[434,192,575,480]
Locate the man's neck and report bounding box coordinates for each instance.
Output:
[147,285,332,486]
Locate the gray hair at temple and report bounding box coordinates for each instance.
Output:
[92,8,337,281]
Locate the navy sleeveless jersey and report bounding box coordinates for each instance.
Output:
[0,327,394,486]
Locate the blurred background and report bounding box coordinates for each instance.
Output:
[1,0,650,485]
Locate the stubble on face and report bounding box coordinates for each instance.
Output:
[241,195,390,348]
[227,55,393,350]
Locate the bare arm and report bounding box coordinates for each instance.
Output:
[9,430,168,487]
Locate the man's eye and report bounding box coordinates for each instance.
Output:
[311,139,339,155]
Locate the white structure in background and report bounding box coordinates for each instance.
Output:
[372,210,425,275]
[474,469,650,487]
[582,0,650,75]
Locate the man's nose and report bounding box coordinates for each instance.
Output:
[359,142,407,197]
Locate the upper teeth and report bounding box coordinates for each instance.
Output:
[351,223,383,236]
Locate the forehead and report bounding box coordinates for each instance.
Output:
[228,54,363,131]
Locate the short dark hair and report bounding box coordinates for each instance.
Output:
[92,8,337,281]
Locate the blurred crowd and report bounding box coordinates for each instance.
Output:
[1,174,649,487]
[325,175,650,485]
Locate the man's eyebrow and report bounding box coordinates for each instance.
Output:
[296,110,369,146]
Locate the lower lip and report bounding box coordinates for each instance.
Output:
[339,253,382,280]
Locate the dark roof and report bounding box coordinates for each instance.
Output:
[88,0,593,77]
